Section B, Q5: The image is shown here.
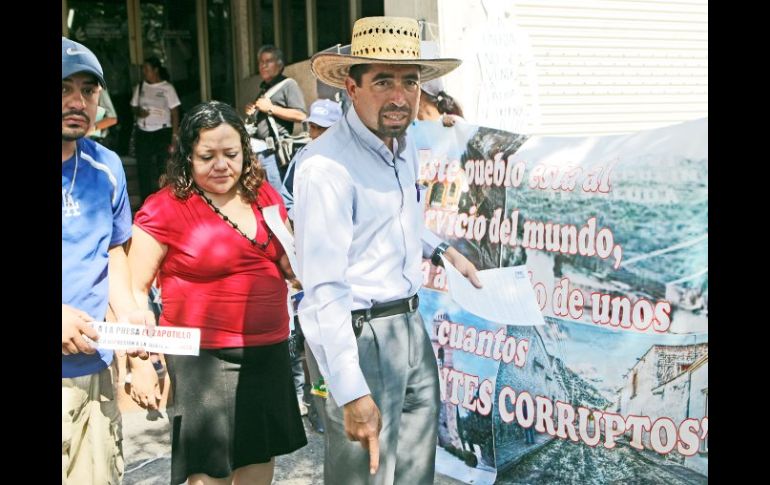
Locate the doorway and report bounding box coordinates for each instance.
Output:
[64,0,206,156]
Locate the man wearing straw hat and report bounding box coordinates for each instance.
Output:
[293,16,482,484]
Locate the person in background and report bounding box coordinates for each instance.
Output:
[245,45,307,192]
[62,36,153,484]
[88,87,118,148]
[127,100,306,485]
[416,77,464,126]
[131,56,181,203]
[280,97,343,434]
[280,97,343,219]
[415,40,464,127]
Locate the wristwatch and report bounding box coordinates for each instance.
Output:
[431,242,450,266]
[267,107,274,116]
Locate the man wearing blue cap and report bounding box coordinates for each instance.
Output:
[62,37,154,484]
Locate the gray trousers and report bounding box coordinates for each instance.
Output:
[323,310,439,485]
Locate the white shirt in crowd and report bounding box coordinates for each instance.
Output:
[130,80,181,132]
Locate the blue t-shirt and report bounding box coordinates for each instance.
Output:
[62,138,132,378]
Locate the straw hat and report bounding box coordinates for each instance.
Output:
[311,17,461,89]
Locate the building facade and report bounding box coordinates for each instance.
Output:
[617,343,708,476]
[63,0,707,206]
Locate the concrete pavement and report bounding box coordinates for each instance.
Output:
[121,409,467,484]
[113,326,467,484]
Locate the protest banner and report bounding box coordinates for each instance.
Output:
[412,117,708,484]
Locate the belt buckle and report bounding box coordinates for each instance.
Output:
[352,314,366,338]
[408,295,418,313]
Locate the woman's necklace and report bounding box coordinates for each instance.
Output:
[62,147,80,217]
[196,188,273,249]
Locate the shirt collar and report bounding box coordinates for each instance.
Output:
[345,105,409,165]
[259,74,287,93]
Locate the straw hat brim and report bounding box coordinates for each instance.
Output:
[311,53,461,90]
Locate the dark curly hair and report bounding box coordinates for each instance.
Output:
[162,100,265,202]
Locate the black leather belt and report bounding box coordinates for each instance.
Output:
[351,295,420,338]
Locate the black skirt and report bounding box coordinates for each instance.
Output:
[166,340,307,483]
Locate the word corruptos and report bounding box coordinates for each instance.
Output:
[497,388,708,457]
[439,375,708,457]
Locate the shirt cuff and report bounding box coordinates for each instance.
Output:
[327,365,371,407]
[422,227,443,252]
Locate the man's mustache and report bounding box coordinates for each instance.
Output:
[62,110,91,124]
[381,104,411,114]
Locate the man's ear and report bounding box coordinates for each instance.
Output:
[345,76,357,101]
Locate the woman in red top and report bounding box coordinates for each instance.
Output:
[127,100,306,484]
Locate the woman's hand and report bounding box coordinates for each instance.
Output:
[441,114,458,127]
[278,254,302,289]
[126,356,162,410]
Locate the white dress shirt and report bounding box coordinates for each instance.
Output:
[294,107,442,406]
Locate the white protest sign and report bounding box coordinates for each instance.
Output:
[442,259,545,327]
[86,322,200,356]
[262,204,298,273]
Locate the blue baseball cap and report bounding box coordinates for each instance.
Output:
[62,37,106,88]
[306,98,342,128]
